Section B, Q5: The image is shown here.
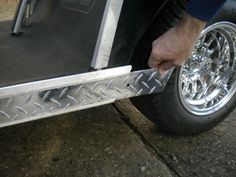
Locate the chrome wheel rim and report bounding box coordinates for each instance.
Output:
[178,22,236,116]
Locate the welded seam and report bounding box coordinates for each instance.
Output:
[112,103,182,177]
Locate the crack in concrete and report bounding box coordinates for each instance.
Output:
[112,103,182,177]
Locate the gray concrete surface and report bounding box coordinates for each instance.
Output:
[115,100,236,177]
[0,105,172,177]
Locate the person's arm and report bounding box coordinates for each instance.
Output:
[148,0,227,73]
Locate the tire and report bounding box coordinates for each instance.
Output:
[131,0,236,135]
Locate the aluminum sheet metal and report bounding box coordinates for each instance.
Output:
[0,66,173,127]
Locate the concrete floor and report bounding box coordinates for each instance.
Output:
[0,100,235,177]
[0,104,172,177]
[116,100,236,177]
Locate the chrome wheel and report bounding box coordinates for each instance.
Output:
[178,22,236,116]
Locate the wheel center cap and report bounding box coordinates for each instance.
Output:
[199,57,212,75]
[192,54,212,75]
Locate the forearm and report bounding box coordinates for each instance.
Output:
[176,14,207,43]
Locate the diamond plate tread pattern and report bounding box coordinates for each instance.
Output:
[0,69,172,127]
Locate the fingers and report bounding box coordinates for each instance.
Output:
[158,61,175,74]
[148,56,161,68]
[148,55,175,75]
[148,35,188,73]
[148,47,162,68]
[148,53,174,73]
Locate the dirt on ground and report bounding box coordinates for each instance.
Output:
[0,0,18,21]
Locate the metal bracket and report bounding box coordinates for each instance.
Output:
[0,66,173,128]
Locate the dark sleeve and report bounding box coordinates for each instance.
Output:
[187,0,227,21]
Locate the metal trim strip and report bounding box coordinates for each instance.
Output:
[0,66,132,99]
[0,67,174,128]
[91,0,124,69]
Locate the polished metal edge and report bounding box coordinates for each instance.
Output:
[0,67,173,128]
[91,0,124,69]
[12,0,28,34]
[0,66,132,99]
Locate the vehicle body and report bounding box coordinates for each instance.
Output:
[0,0,235,134]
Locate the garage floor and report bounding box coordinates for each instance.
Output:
[0,0,105,87]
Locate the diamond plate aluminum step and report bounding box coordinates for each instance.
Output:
[0,66,173,128]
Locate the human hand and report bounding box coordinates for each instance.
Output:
[148,14,206,74]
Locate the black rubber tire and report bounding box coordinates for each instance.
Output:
[131,0,236,135]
